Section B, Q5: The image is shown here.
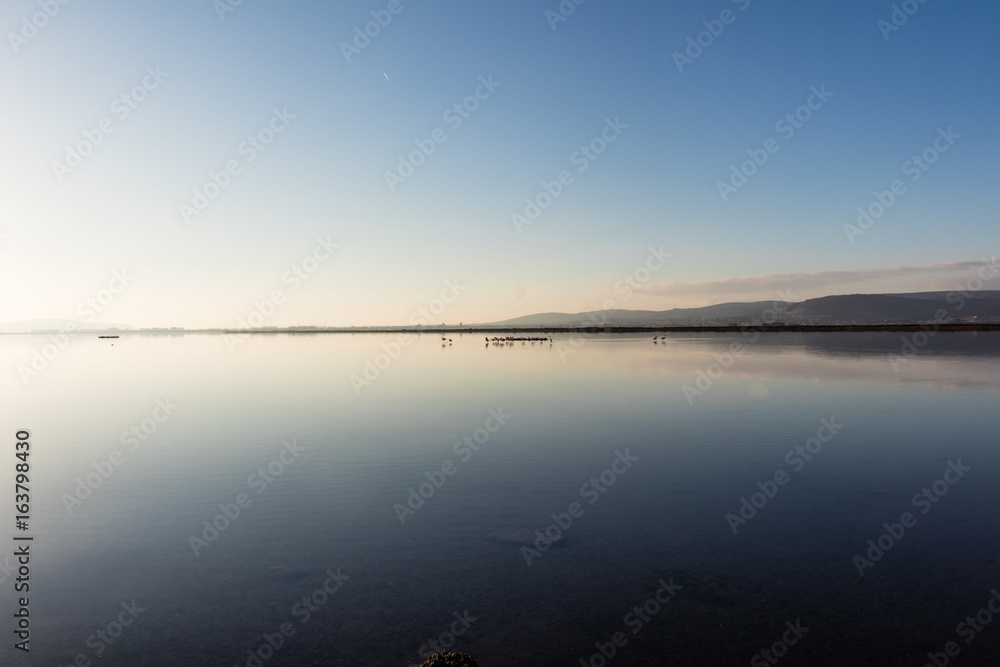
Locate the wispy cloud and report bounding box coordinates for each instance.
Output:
[631,260,996,306]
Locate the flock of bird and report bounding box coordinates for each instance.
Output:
[487,335,551,343]
[486,336,552,347]
[439,335,554,348]
[442,335,666,347]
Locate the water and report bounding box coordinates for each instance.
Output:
[2,331,999,666]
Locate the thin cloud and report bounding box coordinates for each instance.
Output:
[634,260,997,305]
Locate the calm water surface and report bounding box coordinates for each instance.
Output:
[2,332,999,666]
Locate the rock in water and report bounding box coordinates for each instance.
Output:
[419,652,479,667]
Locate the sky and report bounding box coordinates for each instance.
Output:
[1,0,998,328]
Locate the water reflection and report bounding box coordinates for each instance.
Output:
[1,332,998,665]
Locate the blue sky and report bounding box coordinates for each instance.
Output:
[1,0,997,327]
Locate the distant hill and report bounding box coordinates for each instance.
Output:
[0,319,137,333]
[6,291,1000,333]
[486,291,1000,327]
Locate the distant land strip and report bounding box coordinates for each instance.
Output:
[215,324,1000,334]
[5,324,1000,335]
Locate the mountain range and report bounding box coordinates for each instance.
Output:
[3,292,999,333]
[0,319,136,334]
[487,291,1000,327]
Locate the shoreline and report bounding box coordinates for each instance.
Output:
[4,323,1000,336]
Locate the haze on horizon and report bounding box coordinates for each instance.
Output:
[1,0,997,328]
